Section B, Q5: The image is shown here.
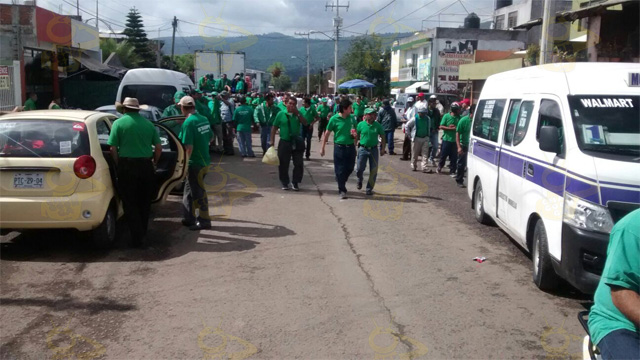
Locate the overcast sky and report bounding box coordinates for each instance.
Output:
[25,0,498,38]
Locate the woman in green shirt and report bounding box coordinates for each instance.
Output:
[321,98,357,199]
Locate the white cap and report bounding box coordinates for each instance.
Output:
[408,97,414,102]
[178,96,195,107]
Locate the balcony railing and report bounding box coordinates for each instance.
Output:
[399,67,417,82]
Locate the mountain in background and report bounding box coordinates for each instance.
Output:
[157,32,412,81]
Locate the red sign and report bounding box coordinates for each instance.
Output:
[0,66,8,76]
[36,7,71,46]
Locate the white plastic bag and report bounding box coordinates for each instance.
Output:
[262,146,280,166]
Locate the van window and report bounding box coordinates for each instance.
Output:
[536,99,564,153]
[473,99,506,142]
[513,101,534,146]
[121,85,177,110]
[504,100,522,145]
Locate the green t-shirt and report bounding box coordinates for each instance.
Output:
[273,111,300,142]
[353,101,366,117]
[254,103,280,126]
[236,80,245,92]
[415,114,430,138]
[23,98,37,111]
[357,120,384,148]
[162,104,181,118]
[208,98,222,125]
[299,106,317,126]
[456,115,472,146]
[50,103,61,109]
[588,209,640,345]
[196,98,214,126]
[316,104,330,121]
[233,105,254,132]
[440,113,461,142]
[180,113,213,167]
[327,113,356,145]
[107,112,160,158]
[198,77,213,92]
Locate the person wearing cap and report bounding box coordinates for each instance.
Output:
[233,95,255,158]
[299,97,319,160]
[254,93,280,153]
[414,92,428,112]
[377,99,398,155]
[193,90,215,131]
[107,97,162,246]
[162,91,185,118]
[405,106,433,173]
[207,91,223,154]
[460,98,471,117]
[178,95,213,231]
[321,97,358,200]
[437,102,462,175]
[219,91,236,155]
[235,73,246,94]
[355,107,386,195]
[271,97,309,191]
[316,98,331,142]
[400,96,416,161]
[455,104,474,187]
[427,95,441,166]
[353,96,366,123]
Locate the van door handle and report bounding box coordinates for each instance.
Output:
[526,163,534,177]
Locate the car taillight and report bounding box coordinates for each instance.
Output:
[74,155,96,179]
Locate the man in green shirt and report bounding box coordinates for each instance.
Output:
[107,97,162,247]
[178,95,213,231]
[299,98,319,160]
[316,98,331,142]
[233,96,255,157]
[198,74,214,93]
[588,209,640,360]
[355,108,386,195]
[193,90,214,130]
[271,97,309,191]
[254,93,280,153]
[321,98,357,199]
[353,96,366,123]
[235,73,246,94]
[405,106,432,173]
[437,102,462,175]
[208,92,223,153]
[455,105,473,187]
[162,91,185,118]
[23,93,37,111]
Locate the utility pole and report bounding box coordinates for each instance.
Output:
[295,31,311,94]
[539,0,554,64]
[76,0,79,16]
[326,0,349,94]
[95,0,98,29]
[171,16,178,70]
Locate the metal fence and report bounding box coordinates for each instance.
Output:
[0,61,21,111]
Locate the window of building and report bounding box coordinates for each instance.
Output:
[495,15,505,30]
[507,11,518,28]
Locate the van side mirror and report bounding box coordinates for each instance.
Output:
[539,126,560,154]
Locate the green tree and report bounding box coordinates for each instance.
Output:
[295,74,323,94]
[174,54,195,74]
[340,35,390,96]
[99,38,142,69]
[272,74,292,91]
[122,7,155,68]
[267,62,286,78]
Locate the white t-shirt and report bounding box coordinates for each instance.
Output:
[414,100,428,111]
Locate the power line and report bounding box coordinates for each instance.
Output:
[341,0,396,30]
[374,0,441,33]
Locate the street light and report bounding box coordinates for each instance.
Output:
[291,55,309,94]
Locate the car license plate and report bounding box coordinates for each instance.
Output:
[13,172,44,189]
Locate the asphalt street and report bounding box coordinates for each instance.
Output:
[1,130,591,359]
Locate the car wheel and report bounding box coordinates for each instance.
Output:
[474,180,490,224]
[91,204,116,249]
[532,219,559,291]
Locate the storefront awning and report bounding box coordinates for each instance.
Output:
[459,58,523,81]
[405,81,429,93]
[513,0,634,29]
[72,53,123,78]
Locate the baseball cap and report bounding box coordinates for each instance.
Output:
[193,89,203,94]
[408,97,415,102]
[364,108,376,115]
[178,96,195,107]
[174,91,186,102]
[460,98,471,106]
[451,102,461,109]
[418,107,429,114]
[418,92,425,98]
[429,95,437,100]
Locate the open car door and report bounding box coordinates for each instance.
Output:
[153,118,187,202]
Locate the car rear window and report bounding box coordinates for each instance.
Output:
[0,120,90,158]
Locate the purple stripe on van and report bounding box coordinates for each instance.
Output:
[526,162,565,197]
[601,187,640,205]
[473,141,498,165]
[566,176,600,204]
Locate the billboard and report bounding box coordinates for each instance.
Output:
[436,39,476,95]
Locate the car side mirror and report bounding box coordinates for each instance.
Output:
[539,125,560,154]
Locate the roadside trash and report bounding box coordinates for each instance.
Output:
[262,146,279,166]
[473,257,487,263]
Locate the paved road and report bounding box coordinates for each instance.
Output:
[1,130,591,359]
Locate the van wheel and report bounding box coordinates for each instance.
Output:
[532,219,558,291]
[91,204,116,249]
[474,180,490,224]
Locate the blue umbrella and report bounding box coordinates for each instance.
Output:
[338,79,375,89]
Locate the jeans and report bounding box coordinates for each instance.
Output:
[183,165,211,226]
[117,158,155,244]
[278,139,304,186]
[411,136,429,170]
[236,131,255,157]
[260,124,272,153]
[334,144,356,193]
[429,130,439,160]
[300,125,313,158]
[456,145,468,184]
[211,124,223,152]
[383,131,395,153]
[438,140,458,173]
[356,146,379,191]
[598,329,640,360]
[222,122,235,155]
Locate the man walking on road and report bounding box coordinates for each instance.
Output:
[299,98,319,160]
[378,99,398,155]
[316,98,331,142]
[233,96,255,158]
[427,95,441,167]
[455,105,473,187]
[437,102,461,175]
[321,98,357,199]
[406,107,432,173]
[355,108,386,195]
[401,97,416,161]
[107,97,162,247]
[254,93,280,153]
[271,97,309,191]
[353,96,366,123]
[179,96,213,231]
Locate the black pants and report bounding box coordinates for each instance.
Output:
[117,158,155,244]
[318,120,328,141]
[222,122,235,155]
[456,146,468,184]
[402,135,412,160]
[300,125,313,158]
[278,139,304,186]
[334,144,356,193]
[438,140,458,173]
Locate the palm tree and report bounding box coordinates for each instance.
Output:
[100,38,142,69]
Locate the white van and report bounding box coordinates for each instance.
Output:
[116,69,195,110]
[467,63,640,294]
